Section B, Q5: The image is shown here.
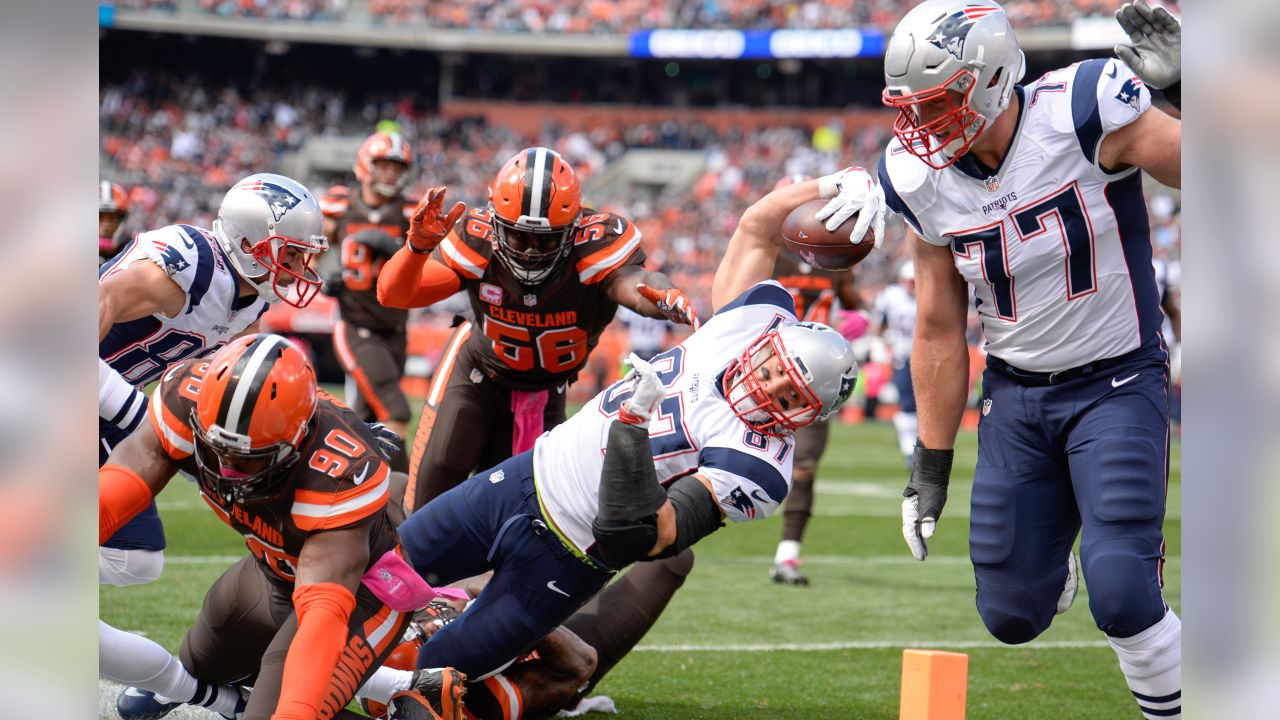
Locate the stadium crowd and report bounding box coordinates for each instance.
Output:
[113,0,1174,32]
[100,68,1181,321]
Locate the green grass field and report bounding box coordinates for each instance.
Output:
[100,400,1181,719]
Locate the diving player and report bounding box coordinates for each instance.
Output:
[382,172,866,689]
[820,2,1183,717]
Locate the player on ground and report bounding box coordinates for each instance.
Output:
[99,173,329,717]
[377,146,698,512]
[381,173,864,692]
[100,180,131,265]
[319,132,417,451]
[357,550,694,719]
[873,262,918,468]
[821,2,1182,717]
[99,335,465,720]
[767,172,865,586]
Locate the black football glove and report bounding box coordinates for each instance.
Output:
[901,441,953,561]
[321,271,346,297]
[366,422,404,463]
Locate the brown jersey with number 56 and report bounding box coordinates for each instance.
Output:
[432,206,646,391]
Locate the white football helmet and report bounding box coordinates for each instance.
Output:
[725,321,859,435]
[881,0,1025,169]
[213,173,328,308]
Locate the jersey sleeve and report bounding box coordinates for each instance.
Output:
[695,436,794,523]
[1070,58,1153,172]
[146,358,202,460]
[289,411,392,532]
[319,185,350,218]
[99,358,149,437]
[432,208,493,282]
[878,148,930,242]
[124,225,220,315]
[573,213,645,286]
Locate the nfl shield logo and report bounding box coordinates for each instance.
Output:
[985,176,1000,193]
[479,283,502,305]
[523,293,538,307]
[982,398,992,416]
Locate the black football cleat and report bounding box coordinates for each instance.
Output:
[388,667,466,720]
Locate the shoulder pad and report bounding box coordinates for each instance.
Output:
[147,357,207,460]
[572,212,644,285]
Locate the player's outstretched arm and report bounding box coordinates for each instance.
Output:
[603,267,700,329]
[275,523,373,720]
[711,178,823,312]
[98,259,186,341]
[901,229,969,561]
[99,416,178,544]
[377,187,466,308]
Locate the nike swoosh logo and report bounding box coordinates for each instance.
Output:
[614,219,625,235]
[546,580,570,597]
[1106,62,1118,79]
[352,463,371,485]
[122,688,150,698]
[750,489,770,505]
[1111,373,1139,388]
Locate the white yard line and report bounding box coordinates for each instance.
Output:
[633,639,1111,652]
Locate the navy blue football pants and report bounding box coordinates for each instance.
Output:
[398,450,614,678]
[100,421,166,552]
[972,335,1170,642]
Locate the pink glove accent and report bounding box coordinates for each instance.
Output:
[511,389,549,454]
[838,310,869,341]
[362,549,468,612]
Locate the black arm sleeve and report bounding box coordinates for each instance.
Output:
[592,421,668,570]
[652,475,724,559]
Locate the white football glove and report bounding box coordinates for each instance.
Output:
[814,167,887,249]
[619,353,665,425]
[1114,0,1181,89]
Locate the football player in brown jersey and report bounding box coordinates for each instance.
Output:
[99,334,465,720]
[318,131,417,454]
[378,146,698,513]
[768,174,865,586]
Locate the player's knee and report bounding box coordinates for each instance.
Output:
[566,641,598,686]
[99,548,165,586]
[1083,542,1165,638]
[976,587,1051,645]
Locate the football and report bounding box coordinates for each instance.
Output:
[780,199,876,270]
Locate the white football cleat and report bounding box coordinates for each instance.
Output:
[1056,552,1079,615]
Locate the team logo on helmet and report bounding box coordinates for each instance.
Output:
[233,179,304,223]
[926,6,997,60]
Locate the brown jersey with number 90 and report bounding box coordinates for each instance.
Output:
[148,357,399,588]
[432,206,646,391]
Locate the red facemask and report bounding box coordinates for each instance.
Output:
[249,235,323,308]
[882,69,984,170]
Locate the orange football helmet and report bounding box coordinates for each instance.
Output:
[355,131,414,199]
[190,334,317,504]
[99,181,130,255]
[488,147,582,285]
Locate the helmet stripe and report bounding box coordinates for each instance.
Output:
[521,147,537,217]
[219,335,288,435]
[528,147,550,219]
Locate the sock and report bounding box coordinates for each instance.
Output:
[99,621,243,717]
[892,412,917,458]
[774,540,801,565]
[355,665,415,704]
[1107,608,1181,719]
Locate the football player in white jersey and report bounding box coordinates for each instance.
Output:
[874,262,919,467]
[99,173,327,719]
[818,2,1183,718]
[380,175,863,689]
